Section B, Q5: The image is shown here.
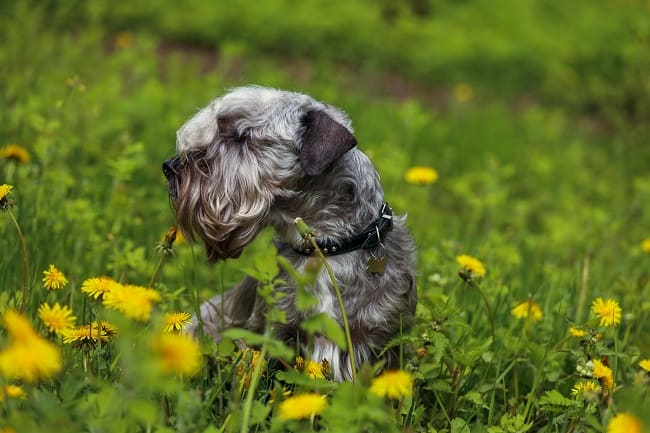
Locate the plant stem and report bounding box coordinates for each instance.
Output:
[8,208,29,311]
[308,237,358,383]
[148,254,166,288]
[470,279,496,343]
[240,344,268,433]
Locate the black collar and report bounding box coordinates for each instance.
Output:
[292,202,393,256]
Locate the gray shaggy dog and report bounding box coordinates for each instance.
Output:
[163,86,416,381]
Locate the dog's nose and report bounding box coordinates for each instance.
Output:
[162,157,178,180]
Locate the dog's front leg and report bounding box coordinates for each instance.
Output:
[187,276,258,342]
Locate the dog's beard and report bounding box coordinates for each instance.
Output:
[168,151,272,263]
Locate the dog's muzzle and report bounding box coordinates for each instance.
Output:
[163,155,182,199]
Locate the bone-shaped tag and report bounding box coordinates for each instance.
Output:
[366,256,386,277]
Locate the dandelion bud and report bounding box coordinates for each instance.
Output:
[294,217,316,240]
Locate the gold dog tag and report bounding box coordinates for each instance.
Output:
[366,256,386,277]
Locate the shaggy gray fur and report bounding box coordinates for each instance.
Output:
[164,86,416,381]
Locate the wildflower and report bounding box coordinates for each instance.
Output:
[591,297,622,327]
[511,300,543,322]
[114,31,134,49]
[269,386,292,404]
[641,238,650,253]
[456,254,486,278]
[0,184,14,210]
[0,144,31,164]
[453,83,474,103]
[405,166,438,185]
[592,359,615,392]
[0,385,27,400]
[571,380,601,397]
[152,333,202,376]
[236,348,265,387]
[277,393,327,420]
[156,226,178,256]
[369,369,414,400]
[38,302,76,335]
[81,276,119,299]
[607,412,643,433]
[163,312,192,333]
[0,310,62,383]
[62,321,118,348]
[42,264,68,290]
[569,327,586,337]
[295,356,328,380]
[639,359,650,372]
[102,284,161,321]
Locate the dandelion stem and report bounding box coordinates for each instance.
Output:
[148,254,166,288]
[469,279,495,342]
[7,208,29,311]
[307,236,358,384]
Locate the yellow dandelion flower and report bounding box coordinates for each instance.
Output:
[102,284,161,321]
[640,238,650,253]
[152,333,202,376]
[369,369,414,400]
[405,166,438,185]
[0,184,13,209]
[571,380,601,397]
[2,309,37,341]
[38,303,76,335]
[81,276,120,299]
[62,321,118,347]
[511,300,543,322]
[0,385,27,401]
[592,359,615,392]
[456,254,486,277]
[236,348,265,387]
[0,310,61,383]
[0,144,31,164]
[638,359,650,372]
[569,327,586,337]
[607,412,643,433]
[453,83,474,103]
[277,393,327,420]
[42,264,68,290]
[163,312,192,333]
[591,297,622,327]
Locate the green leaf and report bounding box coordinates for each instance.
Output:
[539,390,581,408]
[300,313,347,349]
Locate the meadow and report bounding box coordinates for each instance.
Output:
[1,0,650,432]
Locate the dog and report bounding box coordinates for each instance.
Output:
[163,86,416,381]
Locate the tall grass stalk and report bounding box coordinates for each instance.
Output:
[6,208,29,310]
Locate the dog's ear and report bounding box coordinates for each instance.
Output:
[298,109,357,176]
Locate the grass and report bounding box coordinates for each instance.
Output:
[1,1,649,432]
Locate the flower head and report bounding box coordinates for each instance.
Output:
[236,348,265,387]
[591,298,622,327]
[511,300,543,322]
[405,166,438,185]
[641,238,650,253]
[152,333,202,376]
[42,264,68,290]
[81,276,119,299]
[639,359,650,372]
[38,303,76,335]
[102,284,161,321]
[369,369,414,400]
[454,83,474,103]
[0,310,62,383]
[592,359,615,392]
[277,393,327,420]
[294,356,329,380]
[607,412,643,433]
[163,312,192,333]
[0,385,27,401]
[569,327,586,337]
[0,144,31,164]
[0,184,14,210]
[571,380,601,398]
[456,254,486,278]
[62,321,118,348]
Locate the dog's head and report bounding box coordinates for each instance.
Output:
[163,86,357,262]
